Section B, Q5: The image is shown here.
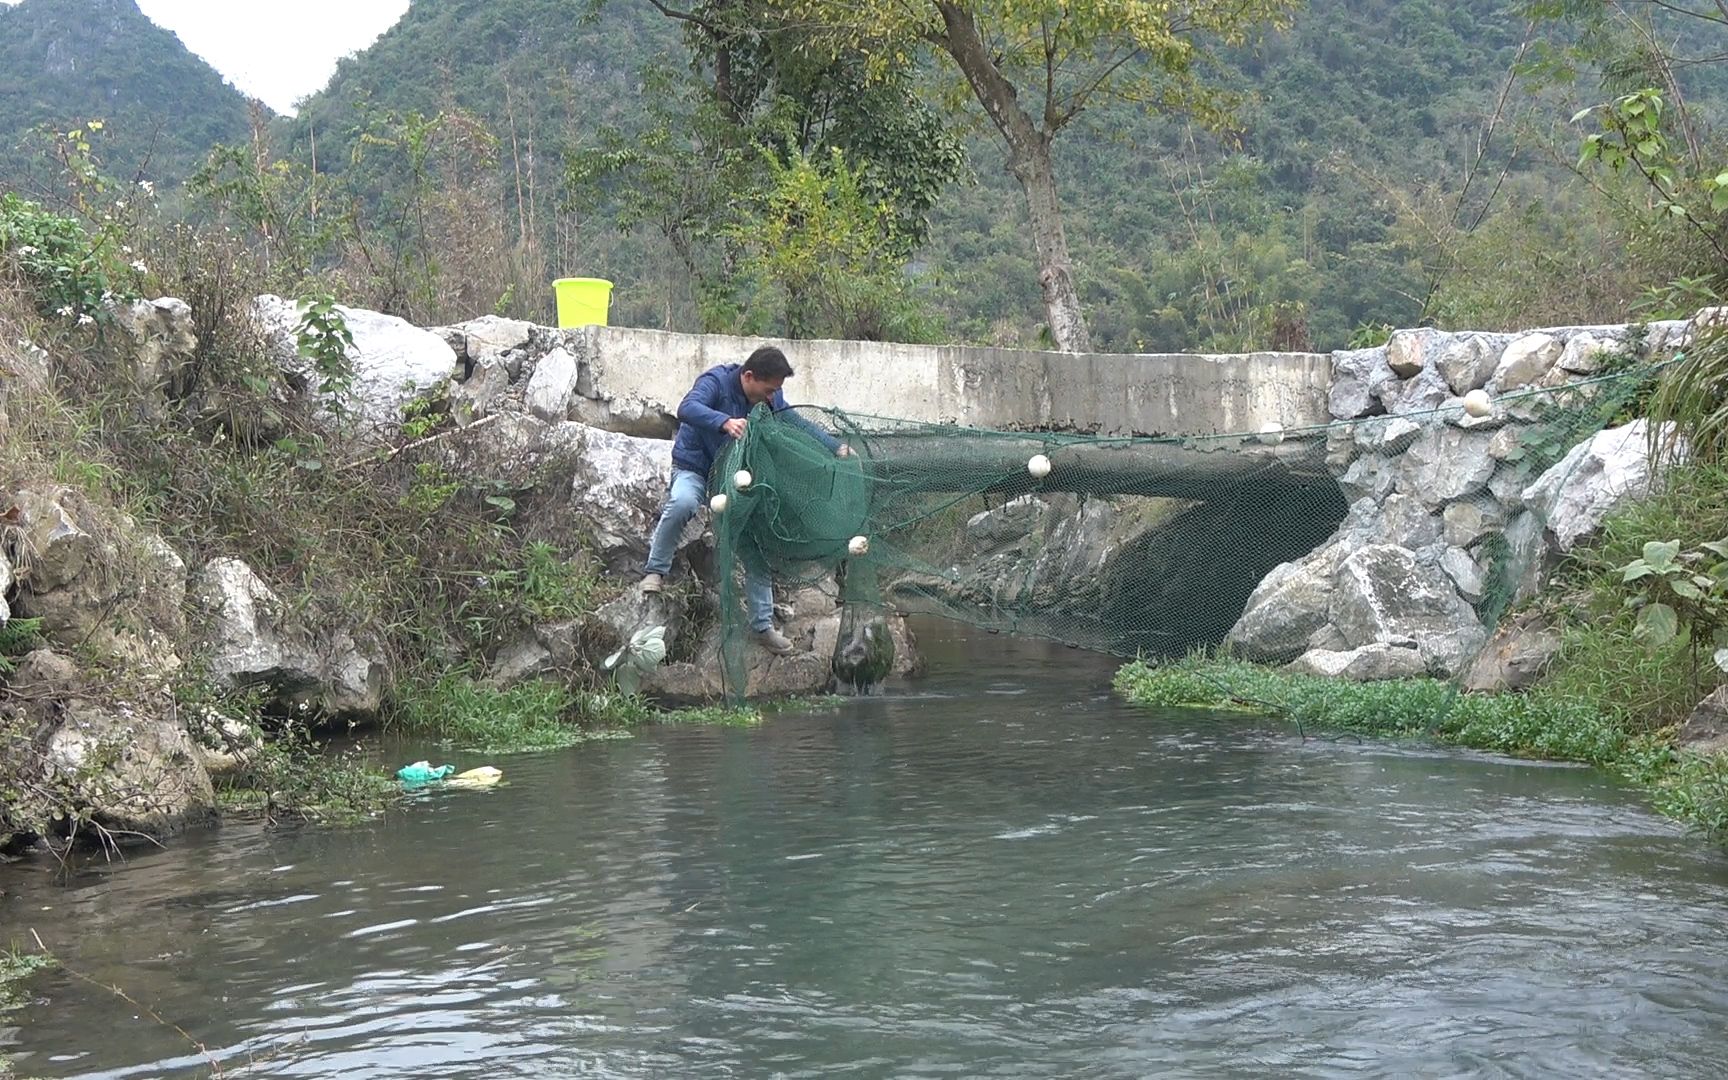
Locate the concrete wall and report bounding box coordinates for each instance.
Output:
[577,326,1333,438]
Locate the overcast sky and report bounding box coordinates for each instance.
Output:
[2,0,412,114]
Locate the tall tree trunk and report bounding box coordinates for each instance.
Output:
[932,2,1092,353]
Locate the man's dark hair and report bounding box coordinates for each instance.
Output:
[741,345,794,380]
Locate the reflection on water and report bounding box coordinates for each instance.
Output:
[5,620,1728,1078]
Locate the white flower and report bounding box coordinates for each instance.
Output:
[17,244,38,256]
[77,314,94,326]
[56,305,74,317]
[121,245,133,254]
[131,260,148,274]
[137,180,154,196]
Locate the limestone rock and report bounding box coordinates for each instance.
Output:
[646,608,921,701]
[1284,641,1427,681]
[569,425,680,570]
[526,346,581,421]
[1386,366,1450,416]
[1386,329,1428,379]
[1558,331,1616,375]
[1440,546,1486,603]
[455,314,536,361]
[1460,614,1561,693]
[110,296,196,395]
[1677,686,1728,754]
[1520,420,1667,553]
[1398,425,1495,506]
[1339,455,1395,503]
[11,648,215,839]
[1433,333,1511,395]
[966,495,1047,551]
[1442,497,1506,549]
[1488,333,1563,394]
[1329,544,1486,677]
[1225,540,1350,664]
[448,352,513,424]
[1380,493,1442,548]
[253,294,460,428]
[192,557,386,717]
[1328,377,1375,421]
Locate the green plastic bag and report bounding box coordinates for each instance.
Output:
[396,760,456,785]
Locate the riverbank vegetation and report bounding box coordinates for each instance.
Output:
[1116,458,1728,841]
[0,155,770,854]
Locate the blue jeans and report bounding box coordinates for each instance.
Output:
[645,468,775,631]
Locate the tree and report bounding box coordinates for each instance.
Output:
[782,0,1300,351]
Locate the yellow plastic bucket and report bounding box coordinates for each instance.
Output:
[553,277,613,328]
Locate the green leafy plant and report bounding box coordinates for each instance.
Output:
[0,617,44,673]
[0,191,127,320]
[1618,537,1728,679]
[294,291,356,420]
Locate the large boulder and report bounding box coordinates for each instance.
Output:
[5,487,183,672]
[110,296,197,398]
[1460,613,1562,693]
[1225,539,1350,664]
[1329,544,1486,676]
[1521,420,1669,552]
[1398,425,1495,506]
[192,557,386,716]
[9,648,216,840]
[569,425,682,571]
[253,294,460,429]
[1677,686,1728,754]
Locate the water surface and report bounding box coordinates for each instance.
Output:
[5,623,1728,1078]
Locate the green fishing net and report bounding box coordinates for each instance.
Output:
[705,359,1667,701]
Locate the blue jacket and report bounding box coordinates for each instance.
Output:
[671,363,839,477]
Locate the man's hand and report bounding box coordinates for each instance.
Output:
[835,444,855,459]
[722,417,748,440]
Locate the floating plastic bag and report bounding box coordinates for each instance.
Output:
[396,760,456,785]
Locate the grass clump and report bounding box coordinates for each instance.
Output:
[1115,655,1704,815]
[1115,459,1728,845]
[2,944,53,1080]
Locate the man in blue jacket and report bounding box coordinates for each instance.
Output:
[641,345,849,655]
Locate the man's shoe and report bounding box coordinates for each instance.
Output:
[752,626,795,656]
[640,573,664,594]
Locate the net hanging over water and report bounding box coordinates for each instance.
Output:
[705,356,1671,701]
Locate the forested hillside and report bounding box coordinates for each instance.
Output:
[269,0,1573,348]
[0,0,256,189]
[2,0,1720,350]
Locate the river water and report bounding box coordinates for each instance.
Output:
[6,622,1728,1078]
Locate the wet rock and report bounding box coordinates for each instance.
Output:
[1460,614,1562,693]
[830,606,896,695]
[1284,641,1427,681]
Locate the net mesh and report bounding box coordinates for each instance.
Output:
[705,358,1667,701]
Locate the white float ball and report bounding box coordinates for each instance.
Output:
[848,535,870,557]
[1257,421,1285,446]
[709,493,729,514]
[1463,388,1493,418]
[734,468,753,490]
[1027,453,1053,479]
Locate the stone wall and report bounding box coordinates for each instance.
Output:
[1226,317,1695,682]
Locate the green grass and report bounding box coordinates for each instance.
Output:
[658,704,764,726]
[1114,654,1728,842]
[389,675,638,754]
